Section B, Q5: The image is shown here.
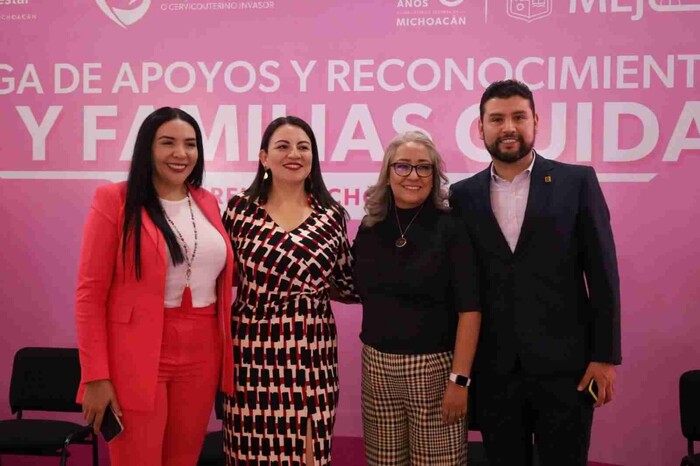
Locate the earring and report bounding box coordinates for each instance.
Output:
[263,168,270,181]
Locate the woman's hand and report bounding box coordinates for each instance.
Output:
[81,379,121,433]
[441,382,468,425]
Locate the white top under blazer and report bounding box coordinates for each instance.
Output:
[160,196,227,308]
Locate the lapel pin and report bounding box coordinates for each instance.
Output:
[544,175,552,183]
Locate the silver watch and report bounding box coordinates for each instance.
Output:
[449,372,471,387]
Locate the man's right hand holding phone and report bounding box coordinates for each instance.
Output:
[81,379,122,434]
[577,361,616,408]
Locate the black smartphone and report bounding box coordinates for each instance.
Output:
[99,404,124,442]
[587,379,599,403]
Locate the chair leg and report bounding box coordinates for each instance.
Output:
[60,436,71,466]
[92,434,99,466]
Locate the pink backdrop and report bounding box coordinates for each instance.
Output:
[1,1,700,465]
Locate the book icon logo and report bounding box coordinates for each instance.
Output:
[507,0,552,23]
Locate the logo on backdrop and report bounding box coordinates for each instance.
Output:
[0,0,37,21]
[507,0,552,22]
[395,0,480,28]
[96,0,151,28]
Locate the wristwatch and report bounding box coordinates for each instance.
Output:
[449,372,471,387]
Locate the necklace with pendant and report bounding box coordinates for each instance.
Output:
[162,192,198,308]
[394,202,425,248]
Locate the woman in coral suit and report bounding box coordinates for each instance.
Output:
[75,107,234,466]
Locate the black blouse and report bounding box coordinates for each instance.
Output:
[352,201,480,355]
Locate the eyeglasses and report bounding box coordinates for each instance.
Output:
[390,162,434,178]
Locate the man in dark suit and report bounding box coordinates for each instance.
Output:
[450,80,621,466]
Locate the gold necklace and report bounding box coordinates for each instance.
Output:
[394,202,425,248]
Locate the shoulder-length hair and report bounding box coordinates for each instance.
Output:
[362,131,449,228]
[244,115,347,217]
[123,106,205,279]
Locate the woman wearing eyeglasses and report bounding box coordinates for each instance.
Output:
[352,131,482,465]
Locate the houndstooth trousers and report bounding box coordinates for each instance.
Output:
[361,345,468,465]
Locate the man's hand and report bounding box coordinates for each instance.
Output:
[577,362,616,408]
[81,379,121,433]
[441,382,468,425]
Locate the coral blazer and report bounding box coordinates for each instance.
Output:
[75,182,234,411]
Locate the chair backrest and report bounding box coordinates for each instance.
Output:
[9,347,83,415]
[680,369,700,441]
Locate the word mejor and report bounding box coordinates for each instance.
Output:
[570,0,700,20]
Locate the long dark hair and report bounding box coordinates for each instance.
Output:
[122,107,205,280]
[244,115,347,217]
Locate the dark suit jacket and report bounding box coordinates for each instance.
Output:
[450,153,621,376]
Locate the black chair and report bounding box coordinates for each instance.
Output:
[680,370,700,466]
[0,347,98,466]
[197,391,225,465]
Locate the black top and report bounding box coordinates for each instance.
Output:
[352,201,480,354]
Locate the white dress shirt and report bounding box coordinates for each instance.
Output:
[489,155,536,252]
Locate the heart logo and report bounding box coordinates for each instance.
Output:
[96,0,151,28]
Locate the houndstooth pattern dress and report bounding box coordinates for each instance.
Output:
[221,194,355,465]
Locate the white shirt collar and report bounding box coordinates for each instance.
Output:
[491,151,536,183]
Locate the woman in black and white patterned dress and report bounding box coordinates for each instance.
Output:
[221,116,357,465]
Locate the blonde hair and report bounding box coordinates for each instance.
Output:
[362,131,449,228]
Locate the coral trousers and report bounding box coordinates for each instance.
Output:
[109,303,222,466]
